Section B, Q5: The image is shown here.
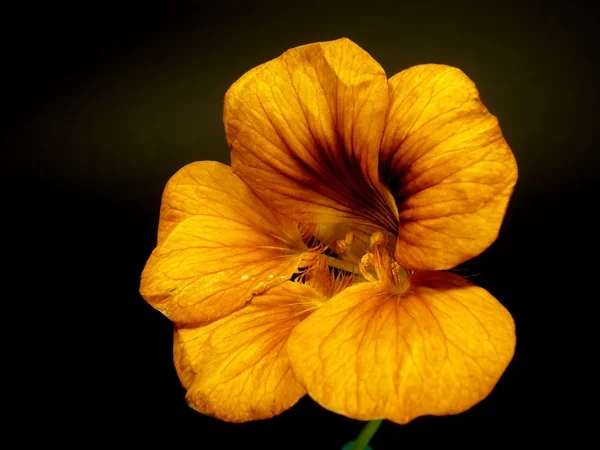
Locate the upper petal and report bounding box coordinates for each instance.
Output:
[287,271,515,424]
[174,281,326,422]
[225,38,398,233]
[381,65,518,270]
[140,161,308,325]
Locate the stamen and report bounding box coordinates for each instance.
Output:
[325,255,360,275]
[359,253,377,282]
[344,231,355,245]
[336,232,355,254]
[359,232,410,294]
[369,230,387,250]
[335,239,348,257]
[334,231,362,264]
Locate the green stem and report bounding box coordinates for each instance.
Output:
[350,420,383,450]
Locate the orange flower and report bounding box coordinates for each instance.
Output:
[140,38,517,425]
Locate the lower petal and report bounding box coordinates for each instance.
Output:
[287,271,515,424]
[174,282,325,422]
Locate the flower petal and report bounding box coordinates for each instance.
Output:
[140,161,308,324]
[381,65,518,270]
[287,271,515,424]
[225,38,398,234]
[174,282,325,422]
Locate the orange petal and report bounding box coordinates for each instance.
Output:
[225,38,398,234]
[380,65,518,270]
[174,282,325,422]
[140,161,308,325]
[287,271,515,424]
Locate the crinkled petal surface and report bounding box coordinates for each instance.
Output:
[287,271,515,424]
[380,65,518,270]
[225,37,398,234]
[140,161,307,324]
[174,282,326,422]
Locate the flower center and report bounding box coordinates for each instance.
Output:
[303,228,409,293]
[299,224,410,296]
[358,231,410,294]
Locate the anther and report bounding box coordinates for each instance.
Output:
[344,231,355,245]
[369,231,387,250]
[335,239,348,256]
[360,231,410,294]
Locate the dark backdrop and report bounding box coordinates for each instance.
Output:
[5,0,595,447]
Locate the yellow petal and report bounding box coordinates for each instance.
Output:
[174,282,325,422]
[225,38,398,234]
[287,271,515,424]
[140,161,308,324]
[381,65,518,270]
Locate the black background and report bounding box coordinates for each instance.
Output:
[6,0,595,446]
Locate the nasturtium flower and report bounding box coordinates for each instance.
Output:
[140,37,518,425]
